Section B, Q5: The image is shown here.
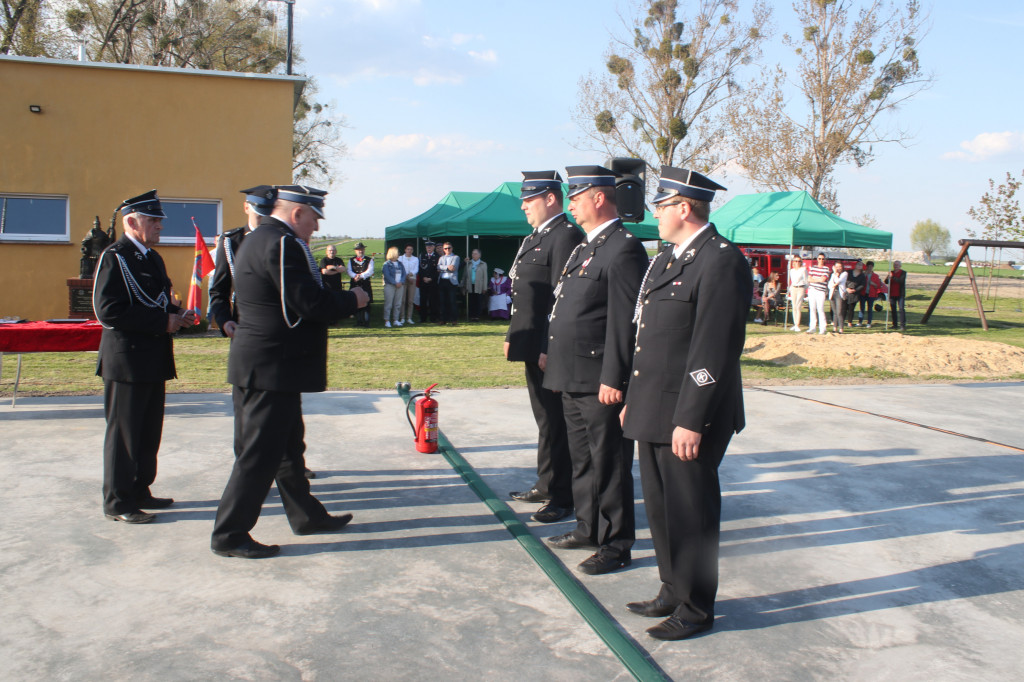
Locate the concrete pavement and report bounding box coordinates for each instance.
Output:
[1,383,1022,680]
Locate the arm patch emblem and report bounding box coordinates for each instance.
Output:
[690,369,715,386]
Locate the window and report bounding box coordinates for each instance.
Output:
[159,199,221,244]
[0,194,69,242]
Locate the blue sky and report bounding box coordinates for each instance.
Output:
[288,0,1024,251]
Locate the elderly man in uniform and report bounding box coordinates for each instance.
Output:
[92,190,195,524]
[543,165,649,575]
[621,167,750,640]
[505,171,582,524]
[210,185,369,559]
[347,242,374,327]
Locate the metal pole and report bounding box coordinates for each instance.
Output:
[286,0,294,75]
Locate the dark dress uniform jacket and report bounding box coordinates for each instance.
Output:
[93,236,178,382]
[505,213,583,363]
[227,216,357,393]
[208,226,247,335]
[623,225,750,444]
[543,221,649,393]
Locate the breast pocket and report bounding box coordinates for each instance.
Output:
[525,246,552,266]
[649,284,695,330]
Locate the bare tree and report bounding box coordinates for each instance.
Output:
[574,0,771,178]
[728,0,932,212]
[967,170,1023,241]
[3,0,73,56]
[292,79,348,186]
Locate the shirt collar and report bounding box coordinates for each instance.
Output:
[536,212,565,233]
[586,218,618,243]
[125,233,149,256]
[672,223,710,258]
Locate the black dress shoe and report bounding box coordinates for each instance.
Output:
[546,531,598,550]
[304,467,316,479]
[509,487,549,504]
[295,513,353,535]
[105,510,155,524]
[212,539,280,559]
[578,550,631,575]
[136,496,174,509]
[646,615,713,641]
[626,595,678,618]
[531,503,574,524]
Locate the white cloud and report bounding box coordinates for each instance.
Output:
[412,69,464,86]
[943,131,1024,161]
[353,134,505,160]
[468,49,497,63]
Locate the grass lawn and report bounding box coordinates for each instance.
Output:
[3,287,1022,398]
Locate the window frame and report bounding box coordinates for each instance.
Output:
[156,198,223,245]
[0,192,70,243]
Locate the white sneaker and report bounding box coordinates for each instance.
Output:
[790,325,800,332]
[866,323,872,328]
[395,320,403,326]
[819,330,827,335]
[806,328,815,334]
[754,318,763,324]
[384,321,391,328]
[406,318,415,325]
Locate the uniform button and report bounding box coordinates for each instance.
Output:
[640,323,645,328]
[644,299,649,304]
[590,350,595,355]
[549,335,554,339]
[633,370,639,376]
[670,292,675,296]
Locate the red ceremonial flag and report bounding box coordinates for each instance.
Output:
[186,217,216,325]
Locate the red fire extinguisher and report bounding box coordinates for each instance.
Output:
[406,383,439,453]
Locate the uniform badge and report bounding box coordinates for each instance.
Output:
[135,252,143,261]
[685,248,696,259]
[581,256,593,270]
[720,242,728,248]
[672,280,682,285]
[690,369,715,387]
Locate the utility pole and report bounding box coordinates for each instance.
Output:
[267,0,295,75]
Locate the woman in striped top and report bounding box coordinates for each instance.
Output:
[806,253,831,335]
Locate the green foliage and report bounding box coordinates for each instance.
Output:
[967,170,1024,241]
[595,110,617,134]
[910,219,951,260]
[856,48,875,65]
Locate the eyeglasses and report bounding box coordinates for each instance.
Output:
[443,246,452,250]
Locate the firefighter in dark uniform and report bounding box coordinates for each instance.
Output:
[418,241,440,323]
[92,190,195,524]
[542,165,649,575]
[208,185,316,478]
[348,242,374,327]
[621,167,750,641]
[210,185,369,558]
[505,171,583,524]
[208,185,275,338]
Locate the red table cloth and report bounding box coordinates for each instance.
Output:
[0,321,103,353]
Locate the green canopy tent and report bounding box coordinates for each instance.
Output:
[710,190,894,328]
[385,190,490,242]
[711,190,893,250]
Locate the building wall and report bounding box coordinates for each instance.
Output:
[0,57,300,320]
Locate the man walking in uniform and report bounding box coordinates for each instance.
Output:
[621,167,750,640]
[543,165,649,575]
[211,185,369,558]
[92,190,195,524]
[505,171,582,524]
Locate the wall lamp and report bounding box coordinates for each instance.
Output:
[29,105,43,114]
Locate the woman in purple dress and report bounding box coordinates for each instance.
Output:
[488,267,512,320]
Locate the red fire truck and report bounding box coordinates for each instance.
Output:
[741,246,862,290]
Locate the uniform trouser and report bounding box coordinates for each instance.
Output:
[845,292,859,324]
[562,391,635,556]
[403,277,417,320]
[829,290,846,330]
[102,379,165,514]
[419,281,439,322]
[807,287,827,332]
[383,283,403,323]
[890,295,906,327]
[524,361,573,507]
[467,292,483,319]
[211,387,328,550]
[637,419,732,625]
[439,280,459,322]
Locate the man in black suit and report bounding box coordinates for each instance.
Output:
[208,185,317,479]
[621,167,750,641]
[210,185,369,559]
[542,165,649,575]
[505,171,582,524]
[92,190,195,524]
[418,241,440,323]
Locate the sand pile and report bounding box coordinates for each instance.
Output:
[743,331,1024,378]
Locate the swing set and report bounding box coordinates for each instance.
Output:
[920,239,1024,330]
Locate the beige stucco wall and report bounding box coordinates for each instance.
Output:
[0,57,300,320]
